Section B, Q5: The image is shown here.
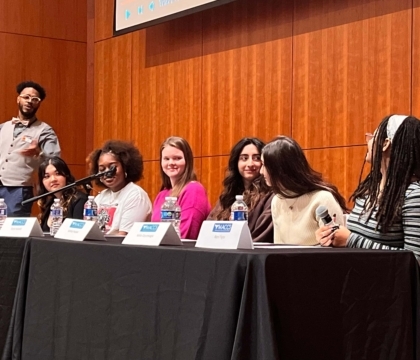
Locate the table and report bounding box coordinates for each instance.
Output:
[1,237,419,360]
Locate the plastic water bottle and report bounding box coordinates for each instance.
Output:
[0,198,7,229]
[83,195,98,222]
[161,196,181,237]
[50,198,63,236]
[231,195,248,221]
[173,198,181,238]
[161,196,175,224]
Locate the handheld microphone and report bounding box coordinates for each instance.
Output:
[315,205,339,230]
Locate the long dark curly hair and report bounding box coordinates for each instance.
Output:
[213,137,271,220]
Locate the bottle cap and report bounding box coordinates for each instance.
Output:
[235,195,244,200]
[165,196,172,201]
[0,198,4,202]
[88,196,94,200]
[54,198,60,203]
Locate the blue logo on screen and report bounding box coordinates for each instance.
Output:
[213,223,232,233]
[12,219,27,226]
[70,221,85,229]
[141,224,159,232]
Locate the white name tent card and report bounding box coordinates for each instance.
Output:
[0,217,44,237]
[123,222,182,246]
[54,218,106,241]
[195,221,254,250]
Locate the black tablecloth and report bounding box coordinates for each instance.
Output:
[2,237,420,360]
[0,238,29,355]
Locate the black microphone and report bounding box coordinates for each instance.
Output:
[315,205,339,230]
[96,165,117,179]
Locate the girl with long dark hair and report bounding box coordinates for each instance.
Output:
[261,135,347,245]
[38,157,88,231]
[208,137,274,242]
[317,115,420,263]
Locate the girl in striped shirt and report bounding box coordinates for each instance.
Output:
[316,114,420,264]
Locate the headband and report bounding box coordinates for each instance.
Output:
[386,115,408,141]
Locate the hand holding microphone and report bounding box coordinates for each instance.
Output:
[315,205,350,247]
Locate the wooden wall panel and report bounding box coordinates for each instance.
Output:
[292,0,412,149]
[201,156,230,207]
[131,15,203,161]
[0,0,86,41]
[413,0,420,117]
[94,34,132,147]
[92,0,417,212]
[201,0,293,156]
[305,146,369,205]
[0,33,87,165]
[95,0,115,41]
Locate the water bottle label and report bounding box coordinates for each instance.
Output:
[161,210,173,220]
[51,209,63,217]
[0,209,6,216]
[233,210,247,221]
[84,208,97,217]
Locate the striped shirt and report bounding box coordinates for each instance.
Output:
[347,182,420,263]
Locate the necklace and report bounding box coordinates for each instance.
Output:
[283,196,300,210]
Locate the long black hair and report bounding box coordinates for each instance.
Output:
[262,135,347,211]
[351,115,420,231]
[37,157,77,220]
[213,137,271,220]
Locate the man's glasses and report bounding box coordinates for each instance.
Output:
[365,133,374,142]
[19,94,41,105]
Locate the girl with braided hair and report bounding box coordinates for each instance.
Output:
[316,114,420,263]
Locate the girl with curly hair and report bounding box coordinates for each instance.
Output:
[88,140,152,235]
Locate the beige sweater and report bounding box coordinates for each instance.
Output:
[272,190,344,245]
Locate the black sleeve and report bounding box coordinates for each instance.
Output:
[67,192,88,220]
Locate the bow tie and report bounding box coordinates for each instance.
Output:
[11,117,30,126]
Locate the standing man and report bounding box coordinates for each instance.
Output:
[0,81,61,216]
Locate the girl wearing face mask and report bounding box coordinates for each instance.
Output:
[316,115,420,264]
[88,140,152,235]
[207,137,274,242]
[38,157,88,232]
[151,136,211,240]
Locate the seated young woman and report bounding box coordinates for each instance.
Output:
[260,135,347,245]
[151,136,211,239]
[88,140,152,235]
[38,156,88,232]
[207,137,274,242]
[316,115,420,264]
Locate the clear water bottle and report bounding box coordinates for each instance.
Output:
[161,196,175,224]
[161,196,181,237]
[231,195,248,221]
[0,198,7,229]
[83,195,98,222]
[173,198,181,238]
[50,198,63,236]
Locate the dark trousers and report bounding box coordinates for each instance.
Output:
[0,186,33,217]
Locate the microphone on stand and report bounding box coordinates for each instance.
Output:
[315,205,340,231]
[96,165,117,179]
[21,165,118,206]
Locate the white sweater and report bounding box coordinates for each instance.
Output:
[272,190,344,245]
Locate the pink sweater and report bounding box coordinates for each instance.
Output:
[152,181,211,239]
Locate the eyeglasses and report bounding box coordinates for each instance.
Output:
[365,133,374,142]
[19,94,41,105]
